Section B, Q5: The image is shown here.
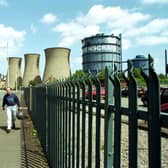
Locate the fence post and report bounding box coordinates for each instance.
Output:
[80,80,86,168]
[70,80,76,168]
[93,78,101,168]
[64,81,69,168]
[29,87,32,112]
[59,81,63,167]
[45,86,48,155]
[62,81,66,168]
[110,65,121,168]
[104,67,114,168]
[67,81,72,168]
[148,55,161,168]
[127,61,138,168]
[75,81,80,168]
[141,55,161,168]
[87,78,93,168]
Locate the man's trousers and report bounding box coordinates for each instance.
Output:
[6,105,17,129]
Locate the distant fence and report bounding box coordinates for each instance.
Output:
[24,56,168,168]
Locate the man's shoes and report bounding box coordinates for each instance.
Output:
[6,129,11,134]
[12,123,16,129]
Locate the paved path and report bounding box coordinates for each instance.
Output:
[0,91,49,168]
[0,108,21,168]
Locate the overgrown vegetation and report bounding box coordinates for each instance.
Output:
[71,68,168,87]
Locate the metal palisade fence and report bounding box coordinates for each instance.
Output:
[24,55,168,168]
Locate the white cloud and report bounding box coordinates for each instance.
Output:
[126,19,168,37]
[122,39,132,50]
[0,24,26,57]
[124,18,168,47]
[40,13,57,24]
[141,0,168,4]
[53,5,150,48]
[161,31,168,36]
[52,4,168,51]
[53,22,100,47]
[154,57,164,74]
[0,0,8,7]
[0,24,26,74]
[76,5,150,27]
[137,35,168,46]
[30,23,37,33]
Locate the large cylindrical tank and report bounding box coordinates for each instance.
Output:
[82,33,122,75]
[43,47,71,82]
[6,57,22,89]
[22,53,41,86]
[131,55,148,74]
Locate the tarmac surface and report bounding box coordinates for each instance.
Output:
[0,91,49,168]
[0,107,21,168]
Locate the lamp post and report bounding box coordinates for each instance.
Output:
[7,42,9,87]
[7,59,9,87]
[16,69,18,91]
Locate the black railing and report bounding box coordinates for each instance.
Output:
[24,55,168,168]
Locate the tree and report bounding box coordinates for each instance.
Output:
[72,70,89,80]
[29,76,42,86]
[159,73,168,84]
[97,69,105,81]
[159,73,166,79]
[133,68,145,86]
[15,76,22,90]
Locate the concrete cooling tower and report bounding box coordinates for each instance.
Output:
[43,47,71,82]
[22,53,41,87]
[6,57,22,89]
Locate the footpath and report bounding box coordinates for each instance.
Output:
[0,108,21,168]
[0,91,49,168]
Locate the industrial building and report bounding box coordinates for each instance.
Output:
[6,57,22,89]
[22,53,41,87]
[0,74,6,89]
[82,33,122,75]
[131,55,148,74]
[43,47,71,82]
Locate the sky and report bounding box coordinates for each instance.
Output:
[0,0,168,76]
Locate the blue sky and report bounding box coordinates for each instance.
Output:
[0,0,168,76]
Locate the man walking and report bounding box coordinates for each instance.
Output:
[2,87,20,133]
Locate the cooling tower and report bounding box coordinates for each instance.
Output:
[6,57,22,89]
[43,47,71,82]
[22,53,41,87]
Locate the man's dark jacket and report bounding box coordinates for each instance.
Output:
[2,93,20,108]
